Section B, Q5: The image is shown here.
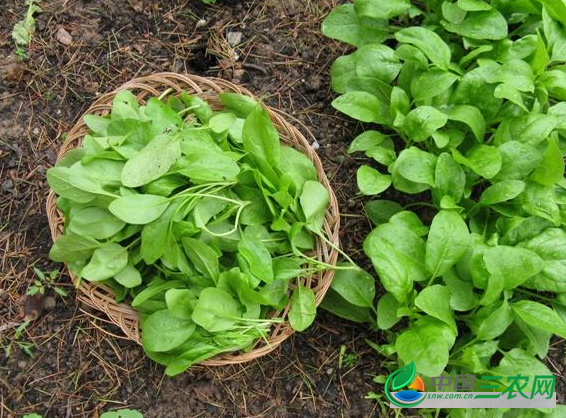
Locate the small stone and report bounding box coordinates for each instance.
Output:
[232,68,245,79]
[56,28,73,46]
[83,81,99,94]
[196,19,207,29]
[45,149,57,164]
[12,145,23,159]
[1,179,13,191]
[172,58,184,73]
[127,0,143,12]
[1,56,26,83]
[23,294,43,321]
[301,50,313,60]
[306,75,321,92]
[326,368,334,375]
[132,43,144,54]
[226,31,243,47]
[43,296,56,311]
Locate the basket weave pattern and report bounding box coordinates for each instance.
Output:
[46,73,340,366]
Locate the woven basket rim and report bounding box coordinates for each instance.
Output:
[45,72,340,367]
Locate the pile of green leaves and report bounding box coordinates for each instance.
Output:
[47,89,336,375]
[322,0,566,403]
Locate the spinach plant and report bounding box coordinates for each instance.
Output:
[322,0,566,409]
[27,267,67,298]
[2,320,33,358]
[12,0,41,59]
[47,89,348,375]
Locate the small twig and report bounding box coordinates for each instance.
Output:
[241,62,268,75]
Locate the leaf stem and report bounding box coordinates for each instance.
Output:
[514,288,563,306]
[450,336,479,357]
[315,231,358,268]
[177,104,202,116]
[403,201,437,210]
[173,191,243,206]
[198,201,250,237]
[125,237,141,250]
[158,88,173,101]
[293,251,358,271]
[231,316,284,324]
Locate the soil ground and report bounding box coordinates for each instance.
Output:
[0,1,564,418]
[0,1,393,417]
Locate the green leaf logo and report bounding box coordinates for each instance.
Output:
[391,362,416,391]
[384,362,425,407]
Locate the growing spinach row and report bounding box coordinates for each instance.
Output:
[47,90,352,375]
[321,0,566,411]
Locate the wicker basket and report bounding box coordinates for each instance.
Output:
[46,73,340,366]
